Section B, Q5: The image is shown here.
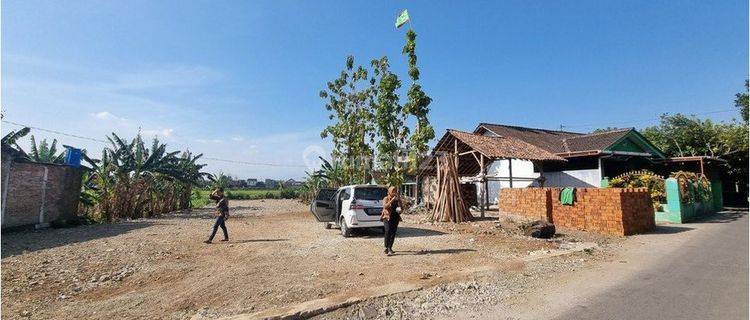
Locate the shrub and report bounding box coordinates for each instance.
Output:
[280,188,298,199]
[670,171,711,204]
[610,170,665,211]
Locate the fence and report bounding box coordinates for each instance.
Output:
[1,158,83,229]
[655,178,722,223]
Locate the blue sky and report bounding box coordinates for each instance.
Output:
[3,0,747,179]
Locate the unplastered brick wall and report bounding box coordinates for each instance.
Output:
[2,160,83,228]
[499,187,654,236]
[498,188,552,221]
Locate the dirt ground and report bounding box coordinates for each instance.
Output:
[1,199,617,320]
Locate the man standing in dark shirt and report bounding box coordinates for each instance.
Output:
[204,187,229,244]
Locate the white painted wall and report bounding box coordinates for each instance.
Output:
[473,129,601,205]
[543,168,601,188]
[477,159,540,205]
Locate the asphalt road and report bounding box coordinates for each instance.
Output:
[555,210,749,320]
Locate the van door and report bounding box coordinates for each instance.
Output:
[310,188,337,222]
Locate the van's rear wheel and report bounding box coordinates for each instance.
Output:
[340,217,352,237]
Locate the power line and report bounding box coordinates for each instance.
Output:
[203,157,307,168]
[2,120,109,143]
[561,109,737,129]
[1,120,309,168]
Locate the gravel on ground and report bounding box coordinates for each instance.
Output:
[1,200,618,320]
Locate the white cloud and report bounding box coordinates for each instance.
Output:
[91,111,128,123]
[196,138,224,144]
[2,55,324,179]
[141,128,174,138]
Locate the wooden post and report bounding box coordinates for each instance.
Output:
[508,158,514,188]
[436,156,442,206]
[416,174,421,204]
[454,139,459,171]
[479,154,485,218]
[699,158,705,177]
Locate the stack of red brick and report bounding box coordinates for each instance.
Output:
[498,187,654,236]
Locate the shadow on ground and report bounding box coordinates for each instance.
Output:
[168,208,263,220]
[393,248,476,256]
[231,239,289,244]
[356,226,446,239]
[649,225,694,235]
[1,221,154,258]
[691,209,748,224]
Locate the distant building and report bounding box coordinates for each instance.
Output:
[246,178,258,187]
[264,179,278,189]
[283,179,304,188]
[228,178,247,188]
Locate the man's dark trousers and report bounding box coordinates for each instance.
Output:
[208,215,229,241]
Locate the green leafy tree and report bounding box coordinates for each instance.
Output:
[318,29,435,187]
[371,56,409,186]
[314,156,345,187]
[320,56,376,184]
[80,133,209,221]
[210,172,231,190]
[735,80,749,123]
[641,104,748,197]
[591,127,622,133]
[402,29,435,171]
[2,127,30,147]
[641,114,746,158]
[26,136,66,164]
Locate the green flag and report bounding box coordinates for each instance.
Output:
[395,9,409,28]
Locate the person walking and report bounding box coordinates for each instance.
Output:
[204,187,229,244]
[380,186,402,256]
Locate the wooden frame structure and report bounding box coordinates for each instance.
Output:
[419,130,567,217]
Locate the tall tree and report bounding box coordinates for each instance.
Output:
[402,29,435,171]
[317,29,436,188]
[371,56,408,186]
[735,80,749,123]
[641,114,746,158]
[320,56,375,184]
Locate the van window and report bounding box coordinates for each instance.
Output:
[316,189,336,201]
[354,187,388,200]
[339,189,351,200]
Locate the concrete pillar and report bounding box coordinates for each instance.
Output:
[711,180,723,212]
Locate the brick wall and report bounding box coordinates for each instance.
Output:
[499,187,654,236]
[2,160,83,228]
[498,188,552,221]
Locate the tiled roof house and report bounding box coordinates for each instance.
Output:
[419,123,668,206]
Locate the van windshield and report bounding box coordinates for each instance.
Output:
[354,187,388,201]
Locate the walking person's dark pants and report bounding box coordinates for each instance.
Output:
[384,217,400,250]
[208,215,229,242]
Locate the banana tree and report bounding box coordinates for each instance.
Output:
[26,136,66,164]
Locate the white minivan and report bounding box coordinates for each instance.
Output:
[310,185,387,237]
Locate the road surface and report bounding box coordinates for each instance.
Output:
[461,209,749,320]
[555,209,748,320]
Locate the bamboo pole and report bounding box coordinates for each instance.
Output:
[479,154,485,218]
[431,154,472,222]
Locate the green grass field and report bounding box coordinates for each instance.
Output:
[190,188,300,208]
